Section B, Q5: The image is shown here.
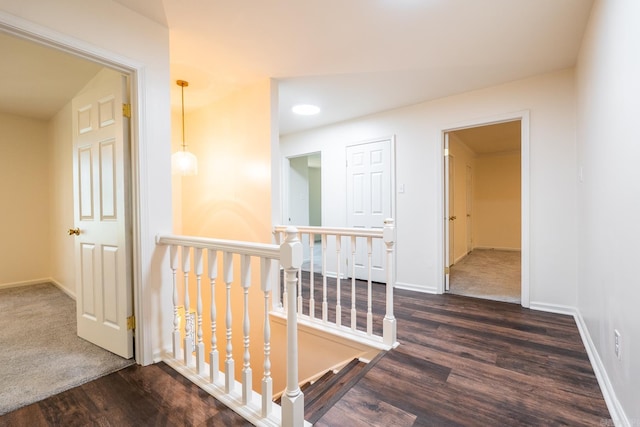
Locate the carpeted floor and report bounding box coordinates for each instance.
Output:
[0,282,134,415]
[449,249,521,303]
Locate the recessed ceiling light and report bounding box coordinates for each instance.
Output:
[292,104,320,115]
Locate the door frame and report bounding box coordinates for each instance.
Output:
[439,111,530,308]
[283,152,322,226]
[0,20,145,361]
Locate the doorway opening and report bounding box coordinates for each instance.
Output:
[444,120,523,304]
[0,28,138,357]
[287,152,322,270]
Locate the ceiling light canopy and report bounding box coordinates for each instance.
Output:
[292,104,320,115]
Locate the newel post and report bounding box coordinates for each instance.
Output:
[280,227,304,427]
[383,218,397,347]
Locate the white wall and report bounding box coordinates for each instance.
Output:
[576,0,640,424]
[0,0,172,365]
[281,69,577,307]
[0,113,50,286]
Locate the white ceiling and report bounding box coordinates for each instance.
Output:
[2,0,594,135]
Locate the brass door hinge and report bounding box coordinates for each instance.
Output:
[444,267,450,274]
[122,103,132,118]
[127,315,135,330]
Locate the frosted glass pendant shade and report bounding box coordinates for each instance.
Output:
[172,150,198,175]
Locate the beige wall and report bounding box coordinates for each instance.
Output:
[0,113,50,286]
[1,98,94,297]
[48,103,75,295]
[175,79,276,391]
[473,152,521,250]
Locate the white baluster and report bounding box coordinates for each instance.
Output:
[383,218,397,347]
[281,227,304,427]
[309,233,315,319]
[367,237,373,336]
[350,236,357,331]
[297,232,303,314]
[260,257,273,417]
[183,246,193,366]
[335,235,342,327]
[170,245,180,359]
[223,251,234,393]
[241,254,252,405]
[322,234,328,323]
[272,231,283,311]
[194,248,205,375]
[208,249,219,383]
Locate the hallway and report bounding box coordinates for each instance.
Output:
[2,290,610,426]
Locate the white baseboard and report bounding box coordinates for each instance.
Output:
[528,301,576,316]
[50,278,76,300]
[395,281,438,294]
[518,301,627,425]
[472,246,521,252]
[573,310,629,427]
[0,278,51,290]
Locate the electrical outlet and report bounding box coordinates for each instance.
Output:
[614,329,622,360]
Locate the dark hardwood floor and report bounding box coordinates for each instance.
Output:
[0,362,250,427]
[2,281,611,426]
[315,290,611,426]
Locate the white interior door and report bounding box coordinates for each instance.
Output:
[72,69,133,358]
[346,139,392,283]
[466,164,473,253]
[444,134,451,291]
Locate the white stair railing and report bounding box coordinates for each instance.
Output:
[157,228,306,427]
[273,219,397,349]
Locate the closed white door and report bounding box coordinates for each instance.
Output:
[444,134,451,291]
[72,69,133,359]
[346,139,392,283]
[466,165,473,253]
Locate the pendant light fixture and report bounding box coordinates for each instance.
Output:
[171,79,198,175]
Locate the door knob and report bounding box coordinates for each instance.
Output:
[68,228,80,236]
[449,216,456,221]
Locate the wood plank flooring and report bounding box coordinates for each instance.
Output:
[1,283,611,426]
[0,362,250,427]
[315,290,611,426]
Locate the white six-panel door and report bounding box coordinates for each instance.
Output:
[72,69,133,359]
[346,139,392,283]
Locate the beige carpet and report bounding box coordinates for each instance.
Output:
[449,249,521,304]
[0,283,134,415]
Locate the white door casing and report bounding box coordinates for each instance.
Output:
[72,69,133,359]
[440,111,530,308]
[346,138,393,283]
